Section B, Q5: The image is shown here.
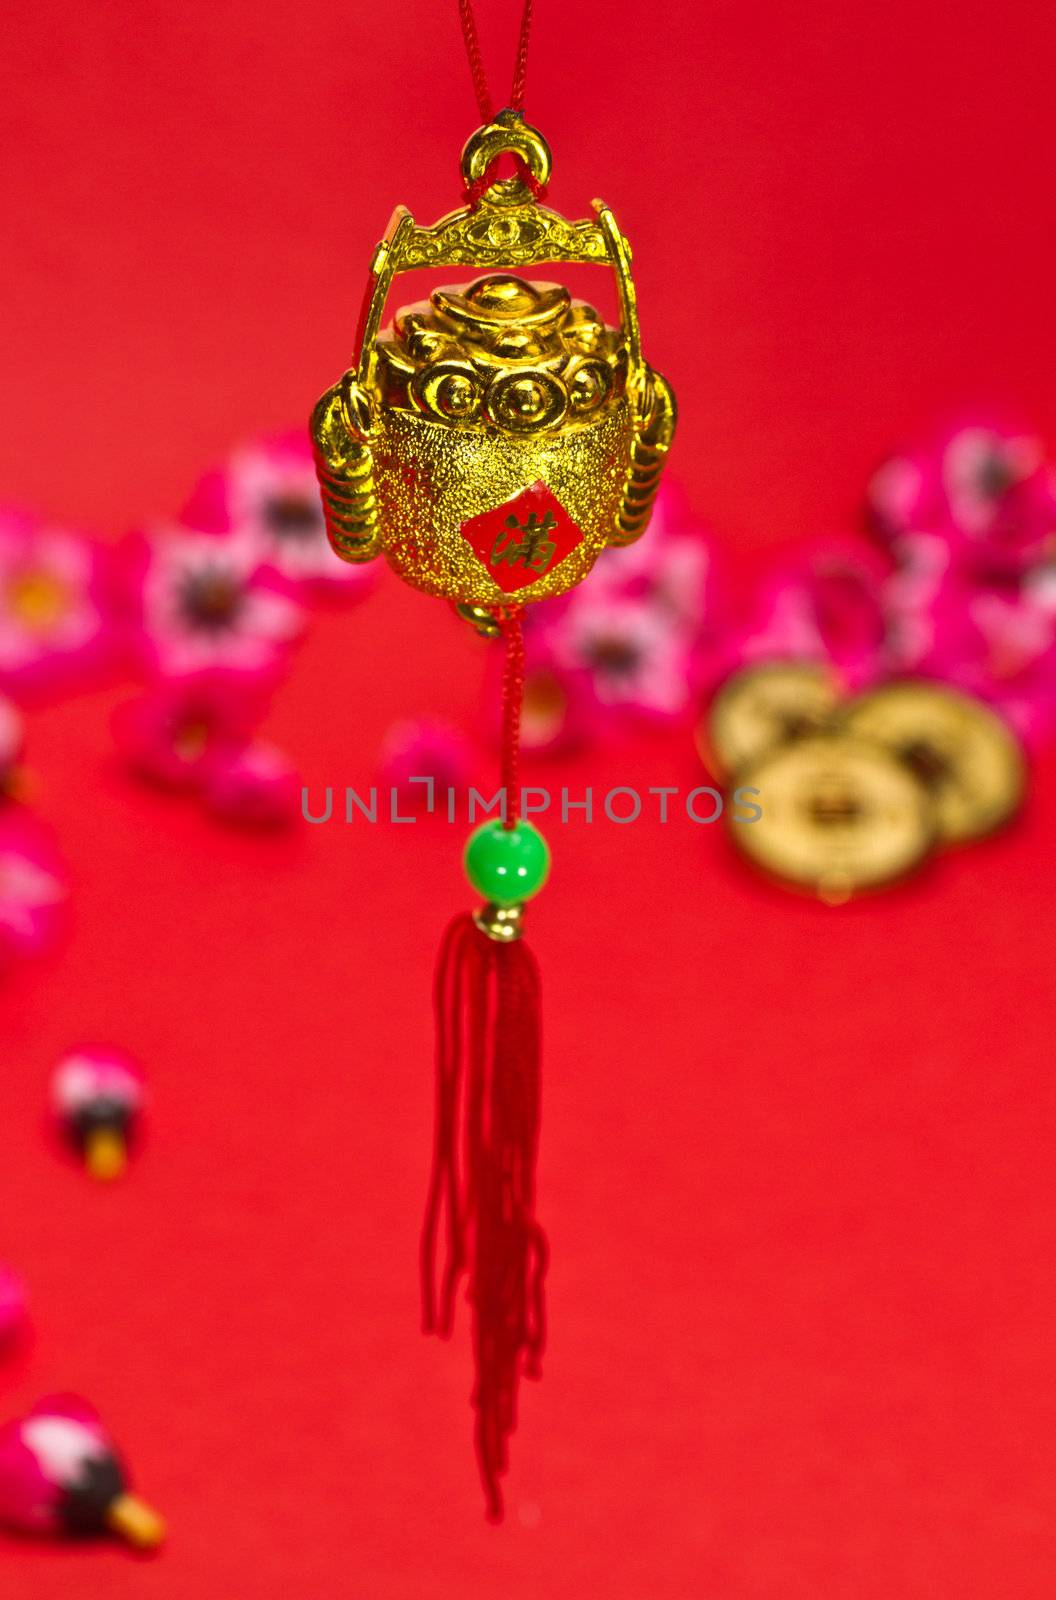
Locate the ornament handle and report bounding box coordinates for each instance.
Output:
[593,201,642,379]
[352,113,644,392]
[460,109,552,198]
[356,208,416,394]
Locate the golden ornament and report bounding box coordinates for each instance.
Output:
[311,110,676,610]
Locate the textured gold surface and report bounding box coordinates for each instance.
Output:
[841,680,1025,843]
[309,111,675,605]
[703,660,842,778]
[733,733,934,897]
[372,403,634,604]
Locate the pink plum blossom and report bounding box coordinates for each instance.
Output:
[729,541,893,692]
[0,1394,163,1545]
[113,674,265,790]
[114,677,298,826]
[587,489,717,633]
[867,425,1056,577]
[545,591,702,720]
[866,449,936,543]
[0,812,66,964]
[857,421,1056,743]
[0,696,25,792]
[378,719,471,805]
[202,739,300,828]
[886,571,1056,749]
[0,511,115,698]
[0,1265,27,1350]
[0,1396,110,1535]
[51,1047,145,1126]
[942,428,1056,576]
[184,434,374,596]
[122,528,303,680]
[51,1047,145,1180]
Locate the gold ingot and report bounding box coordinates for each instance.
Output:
[701,660,842,779]
[840,679,1026,844]
[311,110,675,609]
[732,733,934,898]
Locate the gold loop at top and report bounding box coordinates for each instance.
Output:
[460,109,552,192]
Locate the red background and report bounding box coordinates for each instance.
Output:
[3,2,1056,1595]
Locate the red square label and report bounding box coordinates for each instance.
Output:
[460,482,585,594]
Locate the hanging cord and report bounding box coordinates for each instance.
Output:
[420,605,546,1521]
[509,0,533,112]
[457,0,542,204]
[497,608,526,828]
[457,0,534,124]
[421,23,544,1520]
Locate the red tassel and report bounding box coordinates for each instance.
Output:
[421,911,547,1522]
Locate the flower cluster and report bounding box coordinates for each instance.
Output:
[723,424,1056,751]
[112,434,373,825]
[0,757,66,970]
[865,423,1056,748]
[0,516,114,969]
[0,434,382,973]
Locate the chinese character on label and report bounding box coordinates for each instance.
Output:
[490,511,558,574]
[460,482,584,594]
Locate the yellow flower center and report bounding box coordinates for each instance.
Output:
[7,571,69,630]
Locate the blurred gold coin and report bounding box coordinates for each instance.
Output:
[841,680,1025,843]
[701,660,842,778]
[732,734,934,897]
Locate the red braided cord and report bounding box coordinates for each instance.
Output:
[457,0,494,124]
[465,154,545,208]
[457,0,534,124]
[509,0,533,110]
[498,608,526,827]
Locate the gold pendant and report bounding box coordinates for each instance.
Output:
[310,110,676,610]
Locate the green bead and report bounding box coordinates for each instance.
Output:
[464,819,551,907]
